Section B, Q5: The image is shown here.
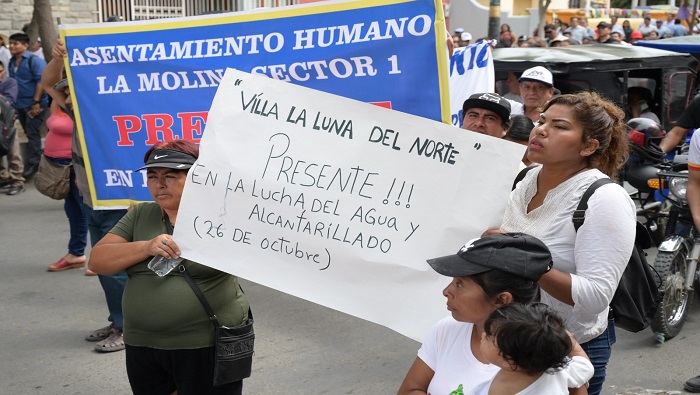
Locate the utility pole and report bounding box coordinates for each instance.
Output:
[488,0,501,40]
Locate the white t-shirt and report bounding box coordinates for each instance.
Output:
[418,317,500,395]
[470,356,594,395]
[502,168,636,342]
[689,130,700,171]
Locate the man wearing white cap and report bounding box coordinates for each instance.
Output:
[516,66,555,122]
[459,32,472,47]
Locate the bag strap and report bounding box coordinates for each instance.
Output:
[180,265,223,327]
[164,211,252,328]
[512,165,539,191]
[572,178,614,231]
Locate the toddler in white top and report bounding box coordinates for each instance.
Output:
[471,303,594,395]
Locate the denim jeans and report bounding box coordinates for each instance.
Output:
[53,159,87,256]
[580,318,616,395]
[83,203,128,331]
[17,107,47,166]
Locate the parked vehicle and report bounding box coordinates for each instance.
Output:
[648,157,700,341]
[494,45,698,131]
[626,118,669,246]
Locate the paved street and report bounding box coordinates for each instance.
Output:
[2,183,700,395]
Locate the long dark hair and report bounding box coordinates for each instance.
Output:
[484,303,572,375]
[471,270,540,304]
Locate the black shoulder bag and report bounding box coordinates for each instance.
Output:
[572,178,662,332]
[164,213,254,386]
[180,265,255,386]
[512,168,662,332]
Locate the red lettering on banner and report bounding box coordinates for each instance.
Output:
[142,113,175,145]
[178,111,208,143]
[113,112,210,146]
[113,115,142,146]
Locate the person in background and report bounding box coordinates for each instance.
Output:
[682,99,700,393]
[517,35,529,47]
[567,17,587,44]
[596,22,620,43]
[658,94,700,153]
[504,114,534,166]
[580,17,597,39]
[678,2,691,24]
[610,15,626,39]
[452,28,463,48]
[89,140,250,395]
[672,19,688,36]
[8,32,47,179]
[628,31,644,43]
[44,79,89,274]
[516,66,555,122]
[471,303,593,395]
[549,36,569,47]
[627,87,660,124]
[646,30,660,40]
[663,13,676,30]
[487,91,637,395]
[459,32,472,47]
[638,16,658,37]
[610,31,625,43]
[622,20,633,41]
[43,38,129,353]
[544,24,563,46]
[460,93,512,138]
[497,24,517,48]
[656,19,673,38]
[397,233,553,395]
[503,72,522,103]
[30,37,44,60]
[0,33,10,71]
[0,60,24,195]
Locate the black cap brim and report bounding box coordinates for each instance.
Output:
[136,148,197,171]
[462,99,510,125]
[136,162,194,171]
[427,254,493,277]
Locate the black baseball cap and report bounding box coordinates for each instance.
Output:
[462,93,511,125]
[427,233,552,282]
[137,148,197,171]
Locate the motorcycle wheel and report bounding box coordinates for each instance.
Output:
[651,248,694,340]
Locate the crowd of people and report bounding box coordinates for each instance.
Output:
[451,11,700,50]
[2,7,700,395]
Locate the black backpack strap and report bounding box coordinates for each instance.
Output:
[572,178,614,231]
[512,165,539,191]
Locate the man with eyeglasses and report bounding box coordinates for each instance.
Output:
[543,24,563,46]
[512,66,555,123]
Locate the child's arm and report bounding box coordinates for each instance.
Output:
[566,332,594,391]
[568,331,589,360]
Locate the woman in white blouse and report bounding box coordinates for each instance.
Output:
[485,91,636,395]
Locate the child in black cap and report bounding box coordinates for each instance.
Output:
[399,233,555,395]
[472,303,593,395]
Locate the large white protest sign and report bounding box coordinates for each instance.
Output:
[175,69,525,341]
